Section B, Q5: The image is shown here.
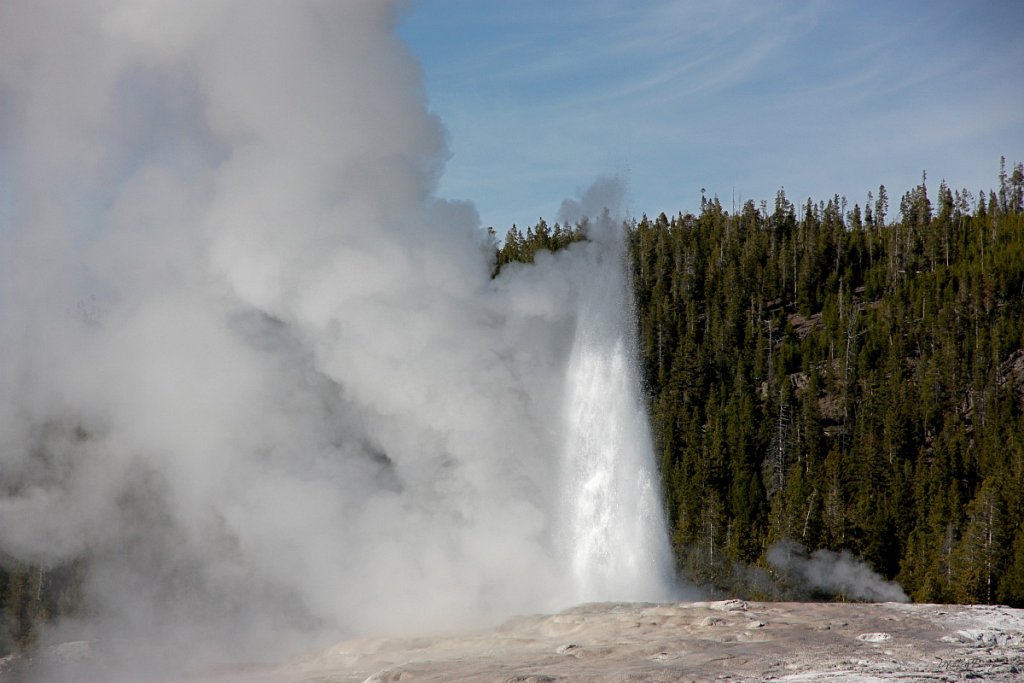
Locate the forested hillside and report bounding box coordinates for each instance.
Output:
[503,160,1024,605]
[4,162,1023,658]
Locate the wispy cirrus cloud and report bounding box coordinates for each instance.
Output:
[402,0,1024,230]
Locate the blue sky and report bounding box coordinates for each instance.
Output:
[399,0,1024,232]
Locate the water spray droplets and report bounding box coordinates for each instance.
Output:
[560,240,675,604]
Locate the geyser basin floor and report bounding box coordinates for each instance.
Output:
[137,600,1023,682]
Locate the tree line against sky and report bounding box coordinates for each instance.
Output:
[3,159,1024,655]
[498,158,1024,604]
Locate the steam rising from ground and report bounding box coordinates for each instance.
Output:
[0,0,674,677]
[768,540,909,603]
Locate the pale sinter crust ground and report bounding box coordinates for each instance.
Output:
[16,600,1024,682]
[256,600,1024,682]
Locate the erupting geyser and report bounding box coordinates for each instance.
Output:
[560,228,676,604]
[0,1,676,677]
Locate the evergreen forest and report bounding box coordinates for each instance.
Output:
[3,160,1024,657]
[500,159,1024,606]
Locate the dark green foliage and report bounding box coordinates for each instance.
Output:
[0,560,84,656]
[492,218,588,275]
[624,164,1024,602]
[497,165,1023,603]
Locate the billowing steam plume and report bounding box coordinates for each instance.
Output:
[0,0,674,676]
[768,540,909,603]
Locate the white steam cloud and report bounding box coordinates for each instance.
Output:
[0,0,674,677]
[767,540,909,603]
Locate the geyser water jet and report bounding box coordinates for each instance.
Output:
[560,224,676,604]
[0,3,677,677]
